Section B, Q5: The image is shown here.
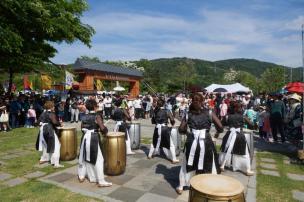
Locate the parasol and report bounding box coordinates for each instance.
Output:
[213,87,228,93]
[113,86,125,91]
[285,82,304,93]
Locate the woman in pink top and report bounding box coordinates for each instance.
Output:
[219,100,228,122]
[27,104,36,128]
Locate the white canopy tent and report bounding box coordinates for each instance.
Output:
[205,83,251,93]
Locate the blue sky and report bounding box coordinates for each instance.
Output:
[52,0,304,67]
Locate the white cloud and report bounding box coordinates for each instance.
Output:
[284,16,304,30]
[52,10,304,67]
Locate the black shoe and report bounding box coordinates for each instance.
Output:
[70,121,74,123]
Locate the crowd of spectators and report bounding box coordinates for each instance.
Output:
[0,91,302,149]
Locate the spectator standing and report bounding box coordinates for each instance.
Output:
[269,95,286,143]
[103,95,112,119]
[70,98,79,123]
[0,104,9,132]
[133,96,143,119]
[9,96,21,128]
[78,101,87,121]
[219,99,228,122]
[57,102,65,122]
[26,104,36,128]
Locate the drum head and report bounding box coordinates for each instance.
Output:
[57,127,76,130]
[107,132,125,137]
[243,128,253,133]
[190,174,244,197]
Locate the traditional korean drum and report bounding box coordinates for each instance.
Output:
[129,121,141,150]
[57,127,77,161]
[170,126,181,156]
[189,174,245,202]
[102,132,126,176]
[243,128,254,162]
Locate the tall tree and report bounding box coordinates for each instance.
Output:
[0,0,95,93]
[260,67,285,93]
[80,56,101,63]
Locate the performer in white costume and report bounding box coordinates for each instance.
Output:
[113,98,135,155]
[176,93,223,194]
[35,101,63,168]
[78,99,112,187]
[219,101,254,176]
[148,97,179,164]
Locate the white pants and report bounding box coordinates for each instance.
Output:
[78,146,107,184]
[70,108,79,122]
[114,122,133,154]
[39,134,61,166]
[148,134,177,161]
[177,153,217,189]
[219,146,251,173]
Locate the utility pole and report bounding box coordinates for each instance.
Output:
[290,67,293,82]
[301,24,304,150]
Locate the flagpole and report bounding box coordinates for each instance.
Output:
[302,24,304,150]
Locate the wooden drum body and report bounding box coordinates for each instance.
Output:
[58,127,77,161]
[102,132,126,176]
[243,128,254,162]
[189,174,245,202]
[129,122,141,150]
[170,126,181,156]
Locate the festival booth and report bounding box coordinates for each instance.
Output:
[72,58,143,98]
[205,83,251,93]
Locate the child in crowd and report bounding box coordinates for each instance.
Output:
[257,106,267,140]
[57,102,65,122]
[262,107,272,142]
[26,104,36,128]
[243,104,257,130]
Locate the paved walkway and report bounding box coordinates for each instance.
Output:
[39,143,256,202]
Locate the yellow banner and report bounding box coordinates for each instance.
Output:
[41,75,52,90]
[95,79,103,91]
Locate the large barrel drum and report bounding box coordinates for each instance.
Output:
[243,128,254,162]
[57,127,77,161]
[128,122,141,150]
[170,126,181,156]
[102,132,126,176]
[189,174,245,202]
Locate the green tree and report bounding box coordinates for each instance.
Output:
[260,67,285,93]
[235,71,261,94]
[172,61,198,92]
[0,0,95,93]
[80,56,101,63]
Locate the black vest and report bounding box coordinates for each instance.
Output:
[187,109,211,130]
[154,109,168,124]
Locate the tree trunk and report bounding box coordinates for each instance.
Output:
[8,67,13,94]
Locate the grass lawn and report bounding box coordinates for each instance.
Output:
[1,181,101,202]
[0,128,102,202]
[256,151,304,202]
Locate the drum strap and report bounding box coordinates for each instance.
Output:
[114,121,123,132]
[224,128,240,161]
[38,123,48,151]
[155,124,166,149]
[188,129,206,170]
[79,129,94,165]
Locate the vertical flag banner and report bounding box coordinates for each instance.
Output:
[41,74,52,90]
[65,70,74,90]
[23,75,30,90]
[95,79,103,91]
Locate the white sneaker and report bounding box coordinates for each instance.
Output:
[54,164,64,168]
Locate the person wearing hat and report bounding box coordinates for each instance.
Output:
[285,93,303,144]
